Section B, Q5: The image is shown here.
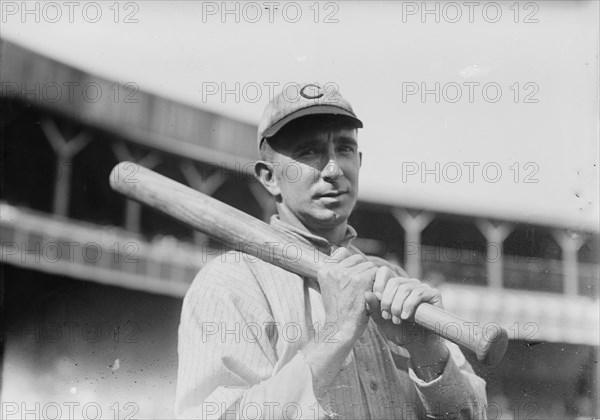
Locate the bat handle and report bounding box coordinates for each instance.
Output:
[414,303,508,366]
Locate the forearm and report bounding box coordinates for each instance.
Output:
[301,330,356,398]
[178,324,348,419]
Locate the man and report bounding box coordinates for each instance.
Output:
[176,83,487,419]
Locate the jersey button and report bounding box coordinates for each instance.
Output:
[370,381,378,391]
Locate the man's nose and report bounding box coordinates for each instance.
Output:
[322,158,343,182]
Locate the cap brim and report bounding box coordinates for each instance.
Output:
[261,105,363,139]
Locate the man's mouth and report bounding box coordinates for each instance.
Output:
[315,191,348,198]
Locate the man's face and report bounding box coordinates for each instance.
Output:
[267,125,361,232]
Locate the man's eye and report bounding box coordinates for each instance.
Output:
[299,148,318,156]
[338,145,356,153]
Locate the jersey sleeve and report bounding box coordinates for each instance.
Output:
[175,252,331,419]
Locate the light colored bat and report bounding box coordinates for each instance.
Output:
[110,161,508,366]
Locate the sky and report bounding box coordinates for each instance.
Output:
[2,0,598,231]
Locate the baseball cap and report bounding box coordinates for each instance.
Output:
[257,83,363,145]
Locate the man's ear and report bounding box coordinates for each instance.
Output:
[359,151,363,167]
[254,160,281,197]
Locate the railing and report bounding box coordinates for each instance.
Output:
[421,246,598,297]
[0,202,203,297]
[2,202,598,299]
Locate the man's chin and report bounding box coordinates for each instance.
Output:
[308,209,350,228]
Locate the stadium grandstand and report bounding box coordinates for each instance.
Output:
[1,39,598,418]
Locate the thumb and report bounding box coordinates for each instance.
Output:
[364,291,384,323]
[327,246,354,263]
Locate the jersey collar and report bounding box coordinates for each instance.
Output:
[269,214,357,252]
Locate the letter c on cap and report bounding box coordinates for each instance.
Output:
[300,84,324,100]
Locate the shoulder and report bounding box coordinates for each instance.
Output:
[185,250,274,311]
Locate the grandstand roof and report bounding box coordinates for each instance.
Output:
[2,1,598,232]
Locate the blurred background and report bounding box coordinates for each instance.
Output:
[1,1,598,418]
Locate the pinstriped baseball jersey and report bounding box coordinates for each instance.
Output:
[176,216,487,419]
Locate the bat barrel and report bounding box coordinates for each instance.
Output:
[110,162,508,366]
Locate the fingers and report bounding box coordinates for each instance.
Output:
[402,286,443,317]
[378,278,441,323]
[379,277,418,321]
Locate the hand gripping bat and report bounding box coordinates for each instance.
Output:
[110,162,508,366]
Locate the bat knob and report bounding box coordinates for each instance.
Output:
[477,327,509,367]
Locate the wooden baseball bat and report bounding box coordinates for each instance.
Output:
[109,161,508,366]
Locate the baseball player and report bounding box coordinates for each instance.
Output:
[176,83,487,419]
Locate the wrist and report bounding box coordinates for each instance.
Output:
[324,317,362,346]
[334,324,362,347]
[302,335,355,396]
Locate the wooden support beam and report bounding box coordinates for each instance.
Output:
[475,219,514,289]
[41,118,91,217]
[392,209,434,279]
[552,229,586,296]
